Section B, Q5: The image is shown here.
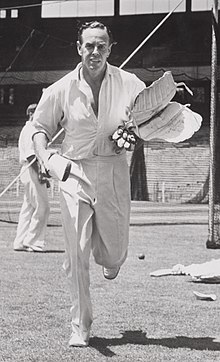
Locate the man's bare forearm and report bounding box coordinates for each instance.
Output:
[33,132,49,162]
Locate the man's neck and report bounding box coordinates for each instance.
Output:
[82,65,107,88]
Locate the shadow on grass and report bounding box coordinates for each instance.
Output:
[90,330,220,357]
[39,250,65,253]
[13,249,65,253]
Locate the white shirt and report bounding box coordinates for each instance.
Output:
[32,63,145,159]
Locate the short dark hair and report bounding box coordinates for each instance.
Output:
[77,21,114,45]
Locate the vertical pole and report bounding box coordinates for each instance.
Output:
[207,0,218,248]
[114,0,120,16]
[186,0,192,13]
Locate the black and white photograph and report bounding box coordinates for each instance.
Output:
[0,0,220,361]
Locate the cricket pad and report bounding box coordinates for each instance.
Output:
[132,71,190,126]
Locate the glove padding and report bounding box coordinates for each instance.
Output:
[109,125,137,153]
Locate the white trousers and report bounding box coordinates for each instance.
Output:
[60,153,130,334]
[13,165,50,249]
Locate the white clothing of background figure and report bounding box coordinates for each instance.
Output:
[13,104,50,252]
[32,22,145,347]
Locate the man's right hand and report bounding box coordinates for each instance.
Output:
[33,131,71,182]
[38,161,51,183]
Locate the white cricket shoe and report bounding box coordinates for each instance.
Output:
[103,266,120,280]
[68,332,89,347]
[13,245,33,252]
[23,244,44,252]
[68,325,90,348]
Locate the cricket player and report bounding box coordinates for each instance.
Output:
[13,104,50,252]
[31,21,146,346]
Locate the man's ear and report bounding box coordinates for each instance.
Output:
[77,41,82,56]
[107,43,113,58]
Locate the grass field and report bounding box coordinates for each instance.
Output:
[1,208,220,362]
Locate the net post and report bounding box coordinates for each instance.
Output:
[207,0,219,248]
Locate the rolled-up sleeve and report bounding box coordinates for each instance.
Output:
[32,86,63,141]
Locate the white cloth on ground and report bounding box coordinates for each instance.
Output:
[150,259,220,283]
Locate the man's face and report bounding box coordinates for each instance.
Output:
[77,27,112,76]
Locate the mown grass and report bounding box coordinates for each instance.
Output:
[1,220,220,362]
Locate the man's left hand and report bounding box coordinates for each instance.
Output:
[110,126,137,153]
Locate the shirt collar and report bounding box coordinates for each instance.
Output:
[72,62,113,83]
